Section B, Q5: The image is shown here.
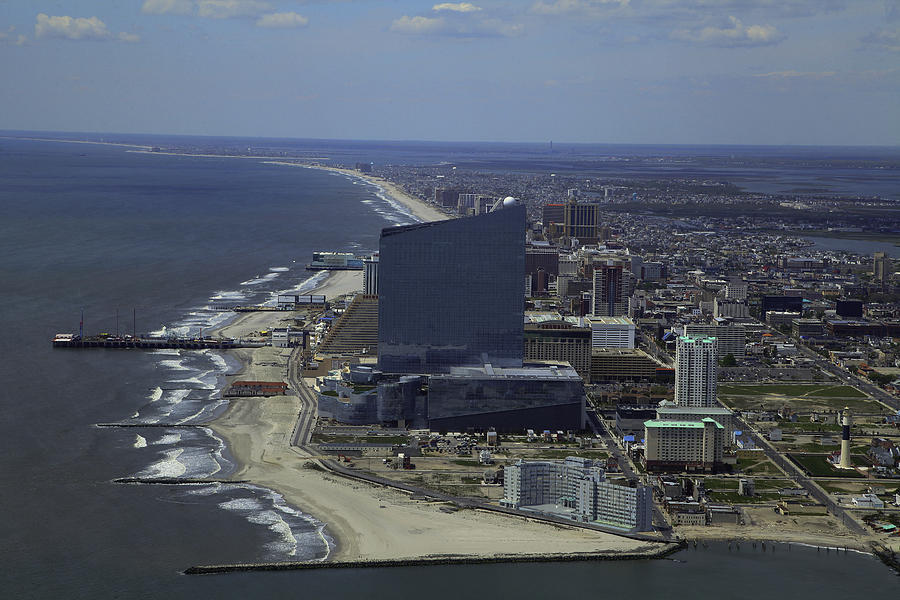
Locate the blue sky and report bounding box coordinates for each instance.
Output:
[0,1,898,145]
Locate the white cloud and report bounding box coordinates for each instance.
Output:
[197,0,271,19]
[671,16,783,47]
[141,0,194,15]
[391,15,446,34]
[0,26,28,46]
[391,14,522,37]
[862,27,900,52]
[256,12,309,28]
[753,70,836,79]
[530,0,629,16]
[433,3,482,12]
[34,13,140,43]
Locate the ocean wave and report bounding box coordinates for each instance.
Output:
[210,290,246,301]
[269,266,290,272]
[215,485,331,559]
[261,270,329,307]
[134,434,147,448]
[148,386,163,402]
[140,448,187,478]
[154,432,182,446]
[239,272,281,286]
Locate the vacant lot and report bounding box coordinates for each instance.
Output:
[719,384,866,398]
[718,383,886,413]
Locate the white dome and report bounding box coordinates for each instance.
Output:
[502,196,517,206]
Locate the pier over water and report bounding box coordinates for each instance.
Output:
[52,334,264,350]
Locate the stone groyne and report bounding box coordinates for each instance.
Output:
[185,540,686,575]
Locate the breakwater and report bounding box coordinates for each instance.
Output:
[185,540,686,574]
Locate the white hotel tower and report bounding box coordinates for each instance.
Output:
[675,335,718,408]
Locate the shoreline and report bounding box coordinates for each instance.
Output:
[263,160,449,224]
[3,135,450,225]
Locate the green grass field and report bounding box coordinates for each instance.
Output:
[788,453,866,478]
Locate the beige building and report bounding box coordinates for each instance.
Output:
[590,348,670,383]
[524,314,591,380]
[644,418,724,473]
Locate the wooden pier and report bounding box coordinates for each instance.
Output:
[52,336,264,350]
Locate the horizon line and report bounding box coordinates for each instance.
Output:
[2,128,899,151]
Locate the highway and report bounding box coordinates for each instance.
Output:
[286,346,318,448]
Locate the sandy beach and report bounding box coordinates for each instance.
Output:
[263,161,449,224]
[210,391,660,562]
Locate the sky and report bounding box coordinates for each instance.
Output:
[0,0,898,145]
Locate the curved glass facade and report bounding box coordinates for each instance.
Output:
[378,204,526,373]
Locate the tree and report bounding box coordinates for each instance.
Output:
[720,353,737,367]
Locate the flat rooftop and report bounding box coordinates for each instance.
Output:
[656,405,733,416]
[442,363,581,380]
[645,418,724,429]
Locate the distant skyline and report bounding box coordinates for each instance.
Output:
[1,1,898,146]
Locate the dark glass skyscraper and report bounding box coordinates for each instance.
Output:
[378,202,525,373]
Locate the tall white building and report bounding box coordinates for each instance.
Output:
[675,335,718,408]
[587,316,635,348]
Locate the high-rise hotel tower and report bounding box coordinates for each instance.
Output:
[674,335,718,408]
[377,201,526,373]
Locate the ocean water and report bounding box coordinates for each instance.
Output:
[1,138,897,597]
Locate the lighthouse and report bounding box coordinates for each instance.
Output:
[839,407,852,469]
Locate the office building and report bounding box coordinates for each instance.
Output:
[590,348,671,384]
[378,203,525,373]
[433,188,459,209]
[523,314,591,379]
[563,199,601,243]
[762,295,803,318]
[874,252,892,284]
[835,299,863,319]
[724,279,747,300]
[592,265,636,317]
[792,318,824,338]
[644,418,725,473]
[675,336,718,408]
[542,203,566,230]
[588,316,636,348]
[713,298,749,318]
[502,457,653,531]
[767,310,801,327]
[363,254,379,296]
[426,364,585,432]
[526,245,559,276]
[683,323,746,360]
